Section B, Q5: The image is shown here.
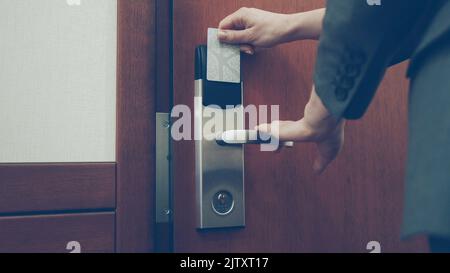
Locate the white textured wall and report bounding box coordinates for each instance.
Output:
[0,0,117,163]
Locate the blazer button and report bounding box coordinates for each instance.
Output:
[335,87,348,101]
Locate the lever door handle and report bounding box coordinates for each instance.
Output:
[216,130,294,148]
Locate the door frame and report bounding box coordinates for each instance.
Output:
[116,0,156,252]
[116,0,173,253]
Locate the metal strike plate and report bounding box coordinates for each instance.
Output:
[156,112,171,224]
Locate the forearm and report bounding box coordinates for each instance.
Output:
[283,8,325,42]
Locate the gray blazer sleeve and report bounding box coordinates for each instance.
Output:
[313,0,427,120]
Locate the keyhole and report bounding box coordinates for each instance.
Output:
[218,193,227,204]
[66,241,81,253]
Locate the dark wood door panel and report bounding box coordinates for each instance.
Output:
[0,164,115,214]
[116,0,156,252]
[173,0,428,252]
[0,212,115,253]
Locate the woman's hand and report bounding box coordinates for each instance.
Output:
[257,87,345,174]
[218,8,325,54]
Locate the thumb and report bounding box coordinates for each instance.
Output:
[218,28,254,45]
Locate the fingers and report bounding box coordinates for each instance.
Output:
[313,152,334,174]
[240,44,255,55]
[256,120,343,174]
[313,134,344,174]
[218,28,254,45]
[219,8,248,30]
[218,8,256,55]
[218,8,255,46]
[255,120,313,142]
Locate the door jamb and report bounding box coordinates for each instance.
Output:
[116,0,156,253]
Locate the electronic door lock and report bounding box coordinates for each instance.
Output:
[195,45,245,229]
[194,41,296,230]
[194,46,294,230]
[194,44,295,230]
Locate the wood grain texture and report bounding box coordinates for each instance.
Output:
[154,0,173,253]
[0,164,115,214]
[173,0,429,252]
[0,212,115,253]
[116,0,156,253]
[156,0,172,113]
[155,222,173,253]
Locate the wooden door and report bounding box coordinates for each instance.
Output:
[0,0,155,253]
[172,0,429,252]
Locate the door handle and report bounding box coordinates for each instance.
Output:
[216,130,294,148]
